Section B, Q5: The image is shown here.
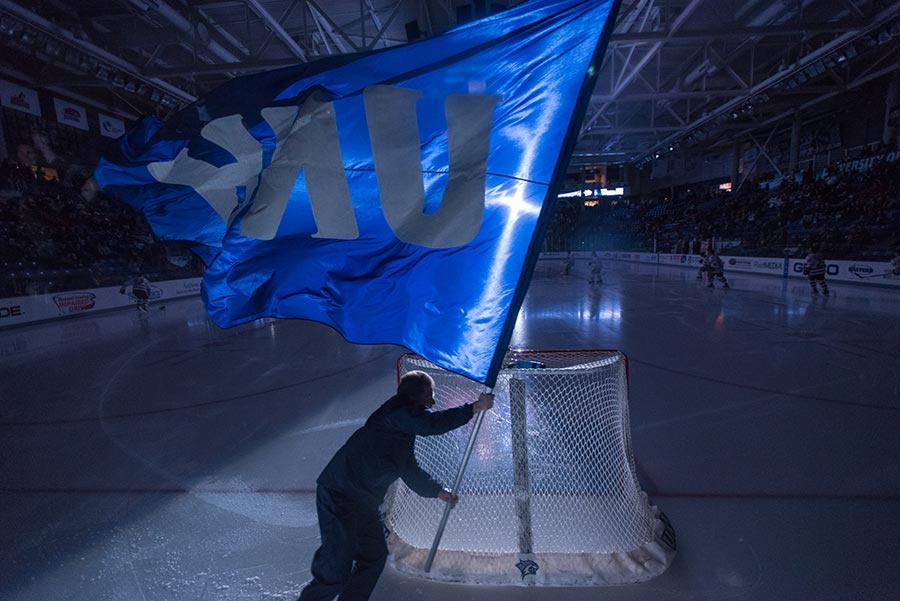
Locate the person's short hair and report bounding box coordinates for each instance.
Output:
[398,370,434,399]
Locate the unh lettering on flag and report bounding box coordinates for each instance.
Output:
[94,0,620,386]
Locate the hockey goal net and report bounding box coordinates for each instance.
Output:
[383,349,676,586]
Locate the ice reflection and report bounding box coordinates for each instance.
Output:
[507,284,624,349]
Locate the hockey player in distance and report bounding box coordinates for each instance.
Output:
[563,251,575,276]
[891,249,900,280]
[589,251,603,284]
[702,248,730,289]
[803,245,829,296]
[696,250,707,281]
[120,275,152,313]
[298,371,494,601]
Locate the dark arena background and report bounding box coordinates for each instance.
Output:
[2,1,899,600]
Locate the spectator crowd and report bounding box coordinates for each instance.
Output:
[545,155,900,261]
[1,141,203,299]
[3,135,899,301]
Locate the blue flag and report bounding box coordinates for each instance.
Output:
[94,0,620,386]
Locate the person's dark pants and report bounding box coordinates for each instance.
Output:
[808,273,829,294]
[299,486,388,601]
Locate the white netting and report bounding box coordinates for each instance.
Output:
[383,350,676,586]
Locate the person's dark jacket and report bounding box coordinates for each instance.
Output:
[317,394,474,506]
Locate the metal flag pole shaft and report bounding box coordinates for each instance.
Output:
[423,387,491,573]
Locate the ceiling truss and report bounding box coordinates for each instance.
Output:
[1,0,898,172]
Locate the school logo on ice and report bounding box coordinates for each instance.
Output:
[515,558,539,580]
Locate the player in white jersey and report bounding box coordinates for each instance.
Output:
[802,247,829,295]
[563,252,575,276]
[696,250,708,280]
[702,249,729,289]
[120,275,152,312]
[589,251,603,284]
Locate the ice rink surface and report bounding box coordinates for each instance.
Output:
[2,259,899,601]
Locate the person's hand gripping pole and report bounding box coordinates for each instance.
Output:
[424,387,494,573]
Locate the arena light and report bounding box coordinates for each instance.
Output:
[0,16,22,36]
[78,55,97,72]
[0,7,191,114]
[19,27,38,45]
[43,39,61,57]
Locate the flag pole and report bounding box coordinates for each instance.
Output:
[423,385,492,573]
[482,0,624,386]
[424,0,623,572]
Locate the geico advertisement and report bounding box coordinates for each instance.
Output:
[788,259,899,285]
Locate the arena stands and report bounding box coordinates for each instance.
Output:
[0,155,203,299]
[545,151,900,261]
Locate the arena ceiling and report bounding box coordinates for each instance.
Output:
[2,0,899,173]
